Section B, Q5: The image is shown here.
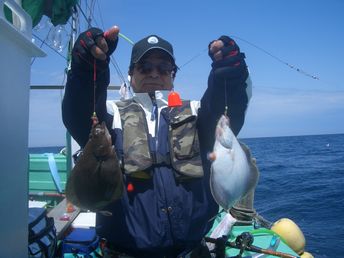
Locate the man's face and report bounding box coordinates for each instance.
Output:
[130,50,175,93]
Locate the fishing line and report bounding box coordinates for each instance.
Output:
[96,0,105,29]
[224,79,229,116]
[31,26,54,65]
[110,57,128,86]
[86,0,93,29]
[76,2,90,30]
[91,1,135,88]
[91,59,99,125]
[87,0,135,46]
[108,34,134,95]
[178,35,320,82]
[179,48,208,69]
[77,1,130,88]
[80,0,104,32]
[32,33,68,61]
[88,0,97,28]
[79,0,135,47]
[232,35,320,80]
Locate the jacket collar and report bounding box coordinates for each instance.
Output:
[133,90,169,111]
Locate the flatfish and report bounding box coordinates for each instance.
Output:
[66,122,123,211]
[209,115,258,211]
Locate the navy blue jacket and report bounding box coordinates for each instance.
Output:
[62,39,250,257]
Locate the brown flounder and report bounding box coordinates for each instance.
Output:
[66,122,123,211]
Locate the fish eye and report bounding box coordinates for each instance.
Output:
[94,127,103,135]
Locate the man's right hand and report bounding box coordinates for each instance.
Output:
[72,26,120,70]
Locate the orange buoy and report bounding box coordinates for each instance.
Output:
[168,91,182,107]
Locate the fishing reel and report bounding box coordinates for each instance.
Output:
[205,233,254,258]
[235,232,254,256]
[205,232,298,258]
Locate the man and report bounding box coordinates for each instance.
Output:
[62,26,251,257]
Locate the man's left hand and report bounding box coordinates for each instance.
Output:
[208,36,248,81]
[208,36,246,69]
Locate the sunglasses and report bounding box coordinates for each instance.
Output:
[136,61,175,75]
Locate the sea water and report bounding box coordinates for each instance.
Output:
[241,134,344,257]
[30,134,344,257]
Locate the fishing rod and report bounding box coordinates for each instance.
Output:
[205,233,299,258]
[119,33,134,45]
[29,192,66,198]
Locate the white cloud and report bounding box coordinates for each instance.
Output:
[240,88,344,138]
[256,88,343,112]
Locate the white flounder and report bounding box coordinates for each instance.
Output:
[210,115,258,211]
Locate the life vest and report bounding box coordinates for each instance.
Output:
[116,98,204,180]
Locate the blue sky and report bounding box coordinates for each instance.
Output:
[29,0,344,147]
